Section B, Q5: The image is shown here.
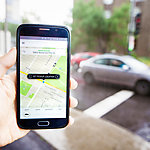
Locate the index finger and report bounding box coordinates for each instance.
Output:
[0,48,16,79]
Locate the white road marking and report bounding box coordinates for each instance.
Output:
[84,90,134,118]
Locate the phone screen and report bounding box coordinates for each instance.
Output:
[20,36,67,119]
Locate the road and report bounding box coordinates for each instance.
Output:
[71,71,150,142]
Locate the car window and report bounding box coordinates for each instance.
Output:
[80,55,93,59]
[109,59,125,68]
[93,58,109,65]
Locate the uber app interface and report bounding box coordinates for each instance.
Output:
[20,36,67,119]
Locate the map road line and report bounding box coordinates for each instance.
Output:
[20,71,28,75]
[27,83,43,108]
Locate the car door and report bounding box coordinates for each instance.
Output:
[91,58,110,82]
[105,59,135,86]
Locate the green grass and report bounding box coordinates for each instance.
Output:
[46,56,67,92]
[138,57,150,66]
[130,52,150,66]
[20,81,32,96]
[28,93,34,99]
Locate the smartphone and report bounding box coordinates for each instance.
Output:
[16,24,70,129]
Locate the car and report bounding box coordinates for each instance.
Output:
[71,52,100,70]
[80,54,150,95]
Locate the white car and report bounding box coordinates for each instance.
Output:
[80,54,150,95]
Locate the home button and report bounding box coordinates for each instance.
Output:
[37,121,50,126]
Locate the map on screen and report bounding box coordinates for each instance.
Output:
[20,36,67,119]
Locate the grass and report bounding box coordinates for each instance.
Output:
[28,93,34,99]
[20,80,32,96]
[130,52,150,66]
[138,57,150,66]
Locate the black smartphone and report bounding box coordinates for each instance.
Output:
[16,24,70,129]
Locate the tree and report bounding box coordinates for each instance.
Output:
[0,22,18,37]
[71,0,130,54]
[108,4,130,53]
[71,0,109,53]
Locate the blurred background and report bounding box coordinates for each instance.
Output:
[0,0,150,150]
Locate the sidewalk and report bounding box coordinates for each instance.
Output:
[36,109,150,150]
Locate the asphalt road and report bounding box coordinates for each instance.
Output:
[71,77,121,110]
[71,71,150,142]
[104,94,150,142]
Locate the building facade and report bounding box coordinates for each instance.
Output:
[136,0,150,56]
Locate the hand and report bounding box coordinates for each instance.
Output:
[0,48,78,147]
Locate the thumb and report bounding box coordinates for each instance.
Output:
[0,48,16,79]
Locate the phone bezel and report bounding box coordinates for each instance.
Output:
[16,24,70,129]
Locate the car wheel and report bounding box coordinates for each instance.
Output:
[135,80,150,95]
[84,73,95,84]
[73,63,79,71]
